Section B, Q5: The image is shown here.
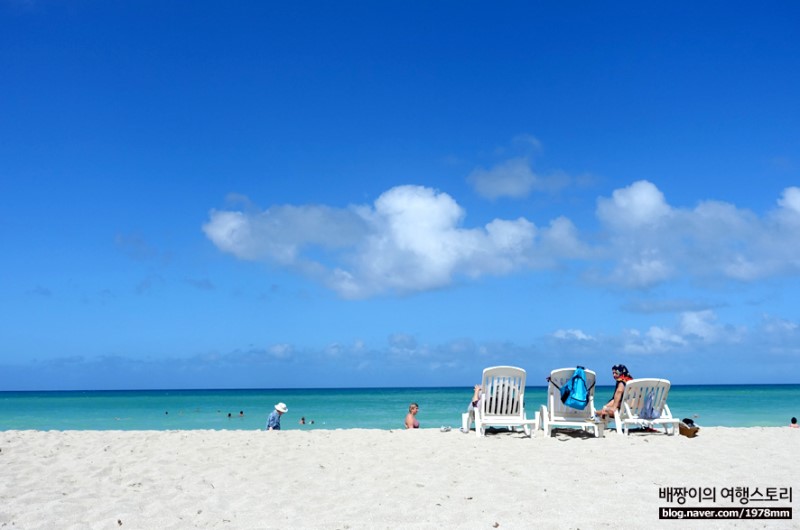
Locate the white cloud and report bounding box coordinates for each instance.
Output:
[553,329,594,341]
[202,205,367,265]
[205,180,800,297]
[511,134,543,152]
[621,326,687,354]
[467,158,536,199]
[334,186,547,297]
[777,187,800,214]
[597,180,671,228]
[678,310,719,341]
[760,314,799,335]
[205,185,584,298]
[622,298,718,314]
[594,181,800,287]
[267,343,294,359]
[619,310,745,355]
[388,333,418,351]
[467,157,570,199]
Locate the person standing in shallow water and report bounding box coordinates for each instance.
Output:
[405,403,420,429]
[266,402,288,430]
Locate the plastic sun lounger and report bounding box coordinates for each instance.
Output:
[610,378,680,436]
[470,366,538,438]
[540,367,602,438]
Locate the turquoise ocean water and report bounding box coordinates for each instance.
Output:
[1,385,798,431]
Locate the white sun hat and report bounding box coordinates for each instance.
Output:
[274,402,288,413]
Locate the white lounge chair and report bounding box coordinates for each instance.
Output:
[471,366,538,438]
[540,367,601,438]
[610,378,680,435]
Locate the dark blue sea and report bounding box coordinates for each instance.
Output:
[1,385,798,431]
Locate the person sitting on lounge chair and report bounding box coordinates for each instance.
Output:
[596,364,633,419]
[468,384,481,412]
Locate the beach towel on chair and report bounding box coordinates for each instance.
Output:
[640,391,660,420]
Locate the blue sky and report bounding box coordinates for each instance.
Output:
[2,1,799,390]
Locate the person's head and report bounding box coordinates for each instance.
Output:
[612,364,630,380]
[792,417,797,425]
[409,402,419,414]
[275,402,288,416]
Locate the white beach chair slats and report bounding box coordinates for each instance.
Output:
[474,366,538,438]
[613,378,680,436]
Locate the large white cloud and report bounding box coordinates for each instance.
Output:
[594,181,800,286]
[204,185,585,298]
[204,180,800,297]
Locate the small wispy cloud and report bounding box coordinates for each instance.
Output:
[621,298,721,314]
[115,233,160,261]
[553,329,595,341]
[466,136,582,199]
[619,310,745,355]
[467,157,538,199]
[388,333,418,351]
[768,156,795,172]
[135,274,163,295]
[467,157,572,199]
[186,277,215,291]
[27,285,53,297]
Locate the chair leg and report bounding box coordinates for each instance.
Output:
[461,412,473,433]
[668,422,678,436]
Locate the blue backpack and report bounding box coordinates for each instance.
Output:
[551,366,594,410]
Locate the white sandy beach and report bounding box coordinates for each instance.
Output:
[0,427,796,529]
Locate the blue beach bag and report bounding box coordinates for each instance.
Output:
[559,366,594,410]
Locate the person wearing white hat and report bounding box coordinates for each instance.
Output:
[266,402,288,430]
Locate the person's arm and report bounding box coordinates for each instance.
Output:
[471,385,481,406]
[405,413,414,429]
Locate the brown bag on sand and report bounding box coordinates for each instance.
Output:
[679,418,699,438]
